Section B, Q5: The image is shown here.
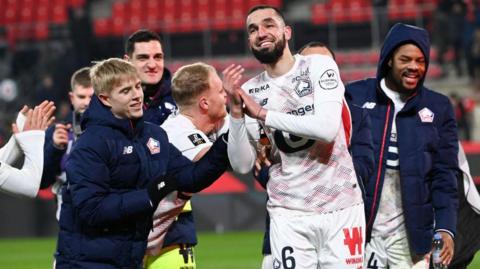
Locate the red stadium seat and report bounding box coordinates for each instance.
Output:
[126,0,144,33]
[177,0,196,33]
[145,0,162,31]
[196,0,210,31]
[0,0,5,26]
[20,0,36,24]
[162,0,177,33]
[311,3,328,25]
[51,0,68,24]
[4,0,18,25]
[329,1,349,24]
[68,0,85,8]
[230,0,245,29]
[34,23,49,40]
[93,18,111,37]
[347,0,371,23]
[212,0,228,30]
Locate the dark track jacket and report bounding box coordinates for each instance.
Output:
[55,96,229,269]
[346,23,459,255]
[142,68,177,125]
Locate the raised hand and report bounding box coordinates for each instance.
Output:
[237,90,267,121]
[13,101,56,133]
[222,64,244,118]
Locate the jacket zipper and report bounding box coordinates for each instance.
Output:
[367,102,391,229]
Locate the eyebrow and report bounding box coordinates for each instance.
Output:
[247,17,277,30]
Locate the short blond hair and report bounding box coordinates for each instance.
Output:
[90,58,138,95]
[172,62,215,108]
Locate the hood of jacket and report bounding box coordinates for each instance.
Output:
[376,23,430,90]
[81,95,142,138]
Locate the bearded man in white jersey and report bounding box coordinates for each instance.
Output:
[229,5,366,269]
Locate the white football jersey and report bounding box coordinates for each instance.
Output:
[146,113,213,255]
[242,54,363,214]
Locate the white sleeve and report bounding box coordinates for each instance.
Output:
[0,130,45,197]
[227,115,256,174]
[265,55,344,143]
[0,112,27,164]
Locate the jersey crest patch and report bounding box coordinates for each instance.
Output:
[146,138,161,154]
[418,107,434,123]
[293,76,313,97]
[188,133,207,146]
[319,69,339,90]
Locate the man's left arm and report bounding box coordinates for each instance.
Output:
[431,100,459,265]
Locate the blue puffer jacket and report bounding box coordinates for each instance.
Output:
[346,23,459,255]
[55,96,229,269]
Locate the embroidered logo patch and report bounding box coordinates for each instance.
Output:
[146,138,161,154]
[362,102,376,109]
[319,69,339,90]
[293,76,313,97]
[188,133,207,146]
[418,107,434,123]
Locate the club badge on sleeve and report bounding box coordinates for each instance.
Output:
[319,69,339,90]
[418,107,434,123]
[188,133,207,146]
[147,137,161,154]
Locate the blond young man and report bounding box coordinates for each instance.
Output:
[55,58,230,269]
[145,62,253,269]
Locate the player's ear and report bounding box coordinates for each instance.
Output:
[199,96,208,110]
[123,54,130,61]
[98,93,112,108]
[284,25,292,41]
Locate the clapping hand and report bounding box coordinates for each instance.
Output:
[12,101,56,134]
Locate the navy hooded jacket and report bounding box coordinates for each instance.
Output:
[55,95,229,269]
[346,23,459,255]
[142,68,177,125]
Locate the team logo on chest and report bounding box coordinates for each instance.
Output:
[418,107,434,123]
[146,137,161,154]
[292,68,313,97]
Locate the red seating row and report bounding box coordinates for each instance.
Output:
[0,0,86,46]
[312,0,439,25]
[94,0,282,37]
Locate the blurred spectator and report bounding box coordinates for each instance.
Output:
[434,0,467,77]
[35,74,61,107]
[450,93,475,140]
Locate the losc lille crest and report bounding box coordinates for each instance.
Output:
[146,137,161,154]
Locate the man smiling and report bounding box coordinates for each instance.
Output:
[346,23,459,268]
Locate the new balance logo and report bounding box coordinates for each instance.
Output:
[123,146,133,155]
[157,181,165,190]
[362,102,376,109]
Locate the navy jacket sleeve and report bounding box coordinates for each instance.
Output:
[167,134,230,193]
[431,100,459,235]
[66,138,152,227]
[350,107,374,187]
[40,126,66,189]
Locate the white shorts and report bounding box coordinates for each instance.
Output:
[270,203,365,269]
[366,229,430,269]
